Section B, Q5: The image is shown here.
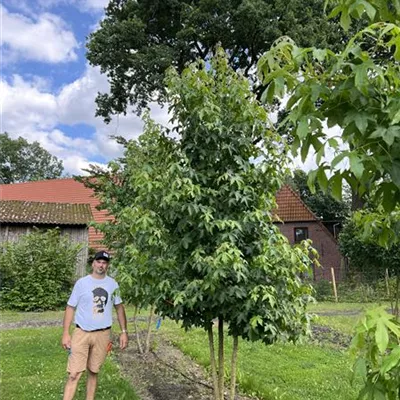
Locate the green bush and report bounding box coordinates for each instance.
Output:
[313,279,333,301]
[0,229,81,311]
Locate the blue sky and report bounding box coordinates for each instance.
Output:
[1,0,169,175]
[0,0,319,176]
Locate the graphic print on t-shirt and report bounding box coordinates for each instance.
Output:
[92,287,109,315]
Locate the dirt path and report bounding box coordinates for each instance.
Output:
[115,334,253,400]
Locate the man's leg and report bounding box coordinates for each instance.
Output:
[86,330,110,400]
[86,370,98,400]
[63,371,83,400]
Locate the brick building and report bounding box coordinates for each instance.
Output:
[0,179,342,280]
[274,185,342,281]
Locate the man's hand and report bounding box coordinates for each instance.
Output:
[62,332,71,350]
[119,332,128,350]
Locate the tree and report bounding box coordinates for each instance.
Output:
[287,169,350,222]
[256,4,400,395]
[257,0,400,242]
[0,133,63,184]
[86,0,346,122]
[82,49,316,400]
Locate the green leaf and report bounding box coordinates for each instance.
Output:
[330,173,342,201]
[317,168,328,191]
[349,153,364,179]
[369,126,386,139]
[354,113,368,134]
[352,357,367,384]
[340,9,351,31]
[328,138,339,149]
[361,1,376,21]
[375,320,389,353]
[297,117,309,140]
[380,345,400,374]
[307,170,318,194]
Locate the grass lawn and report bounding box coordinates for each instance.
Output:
[0,327,139,400]
[0,302,376,400]
[157,318,359,400]
[310,302,390,335]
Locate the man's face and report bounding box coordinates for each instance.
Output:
[92,259,109,275]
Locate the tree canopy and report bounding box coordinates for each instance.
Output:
[87,0,345,122]
[258,0,400,243]
[82,49,316,400]
[0,133,63,184]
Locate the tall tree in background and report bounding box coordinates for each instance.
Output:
[0,133,63,184]
[288,169,350,222]
[87,0,346,122]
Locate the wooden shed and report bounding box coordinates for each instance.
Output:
[0,200,92,277]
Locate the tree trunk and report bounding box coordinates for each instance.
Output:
[144,304,155,353]
[229,336,239,400]
[133,305,143,354]
[208,326,220,400]
[351,190,365,211]
[218,316,225,400]
[395,275,400,321]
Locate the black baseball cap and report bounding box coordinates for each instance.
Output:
[94,251,111,262]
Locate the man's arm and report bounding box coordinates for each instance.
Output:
[61,305,75,349]
[114,303,128,350]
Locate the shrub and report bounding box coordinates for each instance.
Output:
[0,229,81,311]
[313,279,333,301]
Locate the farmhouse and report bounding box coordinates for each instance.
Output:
[274,185,342,281]
[0,178,342,280]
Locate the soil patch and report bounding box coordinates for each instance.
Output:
[311,325,351,349]
[114,333,254,400]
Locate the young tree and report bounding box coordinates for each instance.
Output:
[0,133,63,184]
[86,0,346,121]
[77,125,173,353]
[83,49,316,400]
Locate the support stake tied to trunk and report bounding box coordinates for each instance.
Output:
[208,325,219,400]
[218,316,225,400]
[229,336,239,400]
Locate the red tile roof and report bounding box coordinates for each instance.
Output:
[0,178,110,249]
[0,179,316,247]
[274,185,317,222]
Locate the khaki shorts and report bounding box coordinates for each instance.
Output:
[67,327,111,374]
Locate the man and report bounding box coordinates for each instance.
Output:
[61,250,128,400]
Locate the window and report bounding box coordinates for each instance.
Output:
[294,227,308,243]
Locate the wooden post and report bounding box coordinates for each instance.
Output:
[385,269,390,297]
[331,267,338,303]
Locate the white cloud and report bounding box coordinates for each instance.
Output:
[36,0,108,13]
[0,65,170,175]
[1,5,78,63]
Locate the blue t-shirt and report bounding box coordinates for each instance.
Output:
[67,275,122,331]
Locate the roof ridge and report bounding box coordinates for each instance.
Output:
[0,199,91,206]
[0,177,77,186]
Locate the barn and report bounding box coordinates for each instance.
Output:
[0,200,92,276]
